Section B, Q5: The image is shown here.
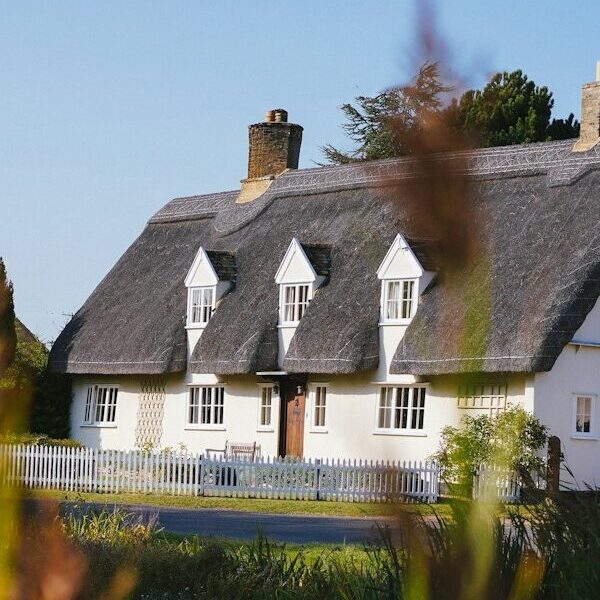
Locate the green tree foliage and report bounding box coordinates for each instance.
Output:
[451,69,579,146]
[546,112,581,141]
[0,322,47,391]
[434,405,548,496]
[0,323,73,439]
[324,67,580,163]
[0,258,16,376]
[0,262,73,440]
[321,62,452,163]
[30,370,72,439]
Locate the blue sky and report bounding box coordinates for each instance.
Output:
[1,1,599,342]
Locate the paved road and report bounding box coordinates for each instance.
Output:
[68,502,394,545]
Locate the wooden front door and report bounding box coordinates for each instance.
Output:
[285,386,305,457]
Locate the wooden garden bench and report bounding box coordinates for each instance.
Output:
[205,440,257,461]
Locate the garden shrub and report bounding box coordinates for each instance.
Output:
[433,405,548,496]
[0,317,73,439]
[29,371,72,439]
[0,431,81,447]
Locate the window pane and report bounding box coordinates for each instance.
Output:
[410,387,419,429]
[379,387,393,428]
[386,281,400,320]
[402,280,414,319]
[189,388,198,424]
[95,388,106,422]
[314,386,326,427]
[576,396,592,433]
[107,388,117,422]
[299,285,310,320]
[283,286,296,322]
[191,289,202,323]
[417,387,425,429]
[214,387,224,424]
[201,387,211,424]
[202,288,214,323]
[260,387,272,426]
[402,387,410,428]
[85,387,93,423]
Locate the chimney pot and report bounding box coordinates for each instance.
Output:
[265,110,275,123]
[273,109,288,123]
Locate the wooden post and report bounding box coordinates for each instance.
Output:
[547,435,561,495]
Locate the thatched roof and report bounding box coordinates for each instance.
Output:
[206,251,237,283]
[49,139,600,376]
[15,319,40,345]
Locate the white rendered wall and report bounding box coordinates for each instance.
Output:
[533,300,600,487]
[71,371,530,460]
[572,298,600,341]
[302,372,529,462]
[160,373,280,456]
[71,375,141,450]
[70,373,281,456]
[278,327,295,368]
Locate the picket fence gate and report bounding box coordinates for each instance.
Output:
[0,444,440,503]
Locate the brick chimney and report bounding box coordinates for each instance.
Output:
[238,109,303,203]
[574,63,600,152]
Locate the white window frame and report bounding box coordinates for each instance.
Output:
[187,386,225,430]
[82,385,119,427]
[187,286,216,328]
[572,393,598,439]
[374,385,427,436]
[279,283,313,326]
[309,383,328,433]
[257,384,276,432]
[380,279,417,324]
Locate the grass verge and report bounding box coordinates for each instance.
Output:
[30,488,452,518]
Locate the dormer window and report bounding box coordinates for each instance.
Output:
[275,238,330,328]
[188,286,215,325]
[185,247,236,330]
[377,234,434,326]
[383,279,416,322]
[281,283,312,325]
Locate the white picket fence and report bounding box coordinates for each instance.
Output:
[0,444,440,503]
[473,464,521,502]
[473,463,547,503]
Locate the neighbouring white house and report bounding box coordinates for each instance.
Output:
[49,75,600,489]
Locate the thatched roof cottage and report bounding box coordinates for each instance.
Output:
[50,79,600,485]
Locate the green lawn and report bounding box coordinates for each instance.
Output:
[30,488,452,518]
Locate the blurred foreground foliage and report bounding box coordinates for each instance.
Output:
[4,492,599,600]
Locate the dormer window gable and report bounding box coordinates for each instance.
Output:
[377,234,433,325]
[185,247,236,329]
[275,238,331,327]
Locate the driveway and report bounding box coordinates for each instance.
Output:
[68,502,395,545]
